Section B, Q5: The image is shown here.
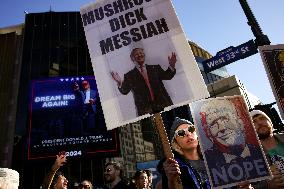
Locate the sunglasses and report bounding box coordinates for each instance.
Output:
[105,168,112,173]
[174,126,195,137]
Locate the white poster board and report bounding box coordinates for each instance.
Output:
[190,96,271,188]
[80,0,209,130]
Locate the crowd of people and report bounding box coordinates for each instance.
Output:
[42,155,154,189]
[42,109,284,189]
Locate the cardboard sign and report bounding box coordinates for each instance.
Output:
[80,0,209,130]
[259,45,284,120]
[190,96,271,188]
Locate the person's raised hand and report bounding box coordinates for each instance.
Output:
[168,52,177,68]
[52,151,67,171]
[73,82,79,91]
[110,71,122,86]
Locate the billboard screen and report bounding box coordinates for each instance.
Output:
[28,76,119,160]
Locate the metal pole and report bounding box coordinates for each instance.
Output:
[239,0,270,46]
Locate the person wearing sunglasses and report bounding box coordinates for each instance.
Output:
[104,161,131,189]
[161,117,210,189]
[161,117,252,189]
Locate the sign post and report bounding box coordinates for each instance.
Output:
[153,113,183,189]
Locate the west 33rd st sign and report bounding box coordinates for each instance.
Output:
[202,40,258,73]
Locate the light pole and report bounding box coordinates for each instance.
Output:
[239,0,270,46]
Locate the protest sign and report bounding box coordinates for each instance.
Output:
[259,45,284,120]
[80,0,209,130]
[190,96,271,188]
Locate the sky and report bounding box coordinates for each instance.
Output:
[1,0,283,116]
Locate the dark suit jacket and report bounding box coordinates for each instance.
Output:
[118,64,176,115]
[76,89,97,113]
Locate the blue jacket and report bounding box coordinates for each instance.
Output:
[161,152,211,189]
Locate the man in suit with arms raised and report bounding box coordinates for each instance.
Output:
[74,80,98,133]
[111,48,177,116]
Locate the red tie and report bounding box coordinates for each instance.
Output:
[140,66,155,101]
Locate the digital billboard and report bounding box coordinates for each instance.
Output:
[28,76,119,160]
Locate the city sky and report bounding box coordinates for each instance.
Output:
[1,0,283,116]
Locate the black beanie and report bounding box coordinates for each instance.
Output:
[169,117,193,144]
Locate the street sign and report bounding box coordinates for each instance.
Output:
[202,40,258,73]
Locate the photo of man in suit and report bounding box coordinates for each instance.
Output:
[111,48,177,116]
[74,80,98,133]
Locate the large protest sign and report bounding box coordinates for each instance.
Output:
[28,76,119,160]
[80,0,209,130]
[259,45,284,120]
[190,96,270,189]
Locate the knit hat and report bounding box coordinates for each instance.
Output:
[169,117,194,144]
[249,110,272,123]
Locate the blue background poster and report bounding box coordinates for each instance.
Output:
[190,96,270,188]
[28,76,119,160]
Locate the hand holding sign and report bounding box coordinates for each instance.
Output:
[267,165,284,189]
[163,158,182,188]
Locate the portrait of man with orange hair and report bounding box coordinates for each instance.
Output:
[190,96,270,188]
